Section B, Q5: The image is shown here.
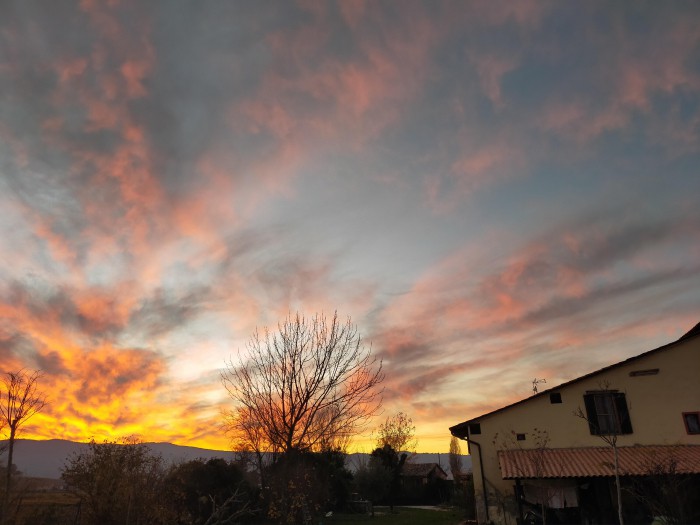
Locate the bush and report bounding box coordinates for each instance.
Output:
[163,457,256,524]
[263,450,353,523]
[61,439,167,525]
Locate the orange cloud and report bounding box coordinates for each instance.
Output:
[0,280,231,448]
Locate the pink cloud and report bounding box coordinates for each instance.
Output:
[616,19,700,111]
[538,98,631,145]
[537,12,700,149]
[33,219,79,270]
[55,58,88,83]
[339,0,367,29]
[243,2,440,151]
[120,57,152,98]
[426,138,528,213]
[468,52,518,107]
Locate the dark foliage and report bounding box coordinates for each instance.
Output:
[61,439,166,525]
[369,445,407,510]
[263,450,353,523]
[163,458,256,524]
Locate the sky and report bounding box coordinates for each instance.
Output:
[1,0,699,453]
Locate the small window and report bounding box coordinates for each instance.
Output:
[468,423,481,435]
[516,433,526,441]
[683,412,700,434]
[550,393,562,404]
[583,391,633,435]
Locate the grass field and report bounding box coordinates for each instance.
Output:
[9,491,469,525]
[10,490,82,525]
[323,506,466,525]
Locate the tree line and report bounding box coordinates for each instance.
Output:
[0,312,472,524]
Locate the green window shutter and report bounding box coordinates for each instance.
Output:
[614,393,633,434]
[583,394,599,435]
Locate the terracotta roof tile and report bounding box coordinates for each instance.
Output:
[498,445,700,479]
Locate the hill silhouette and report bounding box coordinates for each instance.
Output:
[4,439,471,480]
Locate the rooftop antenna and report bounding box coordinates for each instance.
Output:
[532,378,546,394]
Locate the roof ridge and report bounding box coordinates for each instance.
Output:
[678,320,700,341]
[451,321,700,432]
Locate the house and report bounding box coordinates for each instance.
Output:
[400,462,449,504]
[401,462,448,485]
[450,322,700,525]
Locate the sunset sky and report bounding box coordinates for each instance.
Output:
[1,1,699,453]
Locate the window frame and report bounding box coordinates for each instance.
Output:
[583,391,633,436]
[683,412,700,435]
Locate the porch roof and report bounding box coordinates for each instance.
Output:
[498,445,700,479]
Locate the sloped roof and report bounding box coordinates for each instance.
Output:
[450,321,700,437]
[679,321,700,341]
[401,462,447,478]
[498,445,700,479]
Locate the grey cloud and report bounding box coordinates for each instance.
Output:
[369,212,700,395]
[132,1,287,196]
[0,331,35,363]
[522,266,700,327]
[127,287,210,339]
[562,219,689,274]
[33,350,68,376]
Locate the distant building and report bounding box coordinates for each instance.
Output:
[401,462,448,485]
[400,462,449,505]
[450,322,700,525]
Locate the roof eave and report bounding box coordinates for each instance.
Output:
[449,321,700,431]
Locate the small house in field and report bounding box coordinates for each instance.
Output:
[450,321,700,525]
[401,462,448,485]
[400,462,449,504]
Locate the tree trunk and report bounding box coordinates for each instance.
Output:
[255,451,265,490]
[541,501,547,525]
[613,443,624,525]
[2,426,16,524]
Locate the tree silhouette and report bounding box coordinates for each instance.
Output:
[449,436,463,480]
[375,412,417,454]
[0,369,46,524]
[222,312,383,455]
[371,444,407,512]
[222,312,383,523]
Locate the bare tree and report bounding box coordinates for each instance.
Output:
[222,312,384,455]
[375,411,417,454]
[574,381,631,525]
[0,370,46,523]
[627,447,695,524]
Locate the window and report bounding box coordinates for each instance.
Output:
[683,412,700,434]
[550,392,562,404]
[583,391,633,435]
[516,433,526,441]
[629,368,659,377]
[468,423,481,435]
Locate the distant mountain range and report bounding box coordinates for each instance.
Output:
[3,439,471,480]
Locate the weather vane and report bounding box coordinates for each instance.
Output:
[532,378,546,394]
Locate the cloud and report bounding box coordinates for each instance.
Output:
[1,1,699,452]
[371,209,700,423]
